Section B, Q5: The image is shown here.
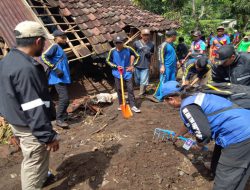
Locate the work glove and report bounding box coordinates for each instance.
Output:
[54,68,64,78]
[117,66,124,74]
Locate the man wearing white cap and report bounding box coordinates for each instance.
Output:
[133,28,154,96]
[0,21,59,190]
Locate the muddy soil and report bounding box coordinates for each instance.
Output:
[0,96,249,190]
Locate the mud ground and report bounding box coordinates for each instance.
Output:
[0,92,249,190]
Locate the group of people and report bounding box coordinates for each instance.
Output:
[0,18,250,190]
[106,25,250,190]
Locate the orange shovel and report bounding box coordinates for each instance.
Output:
[118,67,133,119]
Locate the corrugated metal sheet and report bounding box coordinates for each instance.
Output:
[0,0,37,47]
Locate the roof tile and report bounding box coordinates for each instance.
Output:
[93,44,105,54]
[85,21,95,29]
[79,23,88,30]
[87,13,97,21]
[98,25,108,34]
[82,8,90,15]
[103,33,113,42]
[95,34,107,43]
[92,19,101,27]
[76,46,92,56]
[88,7,97,13]
[59,1,66,9]
[87,36,99,45]
[91,27,101,36]
[60,8,71,17]
[82,29,94,37]
[75,16,85,24]
[111,23,122,33]
[47,0,59,7]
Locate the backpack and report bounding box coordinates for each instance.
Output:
[200,83,250,109]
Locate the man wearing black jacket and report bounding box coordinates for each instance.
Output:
[211,45,250,178]
[212,45,250,85]
[0,21,59,190]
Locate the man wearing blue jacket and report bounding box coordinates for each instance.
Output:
[106,36,141,113]
[153,30,177,102]
[162,81,250,190]
[41,30,71,128]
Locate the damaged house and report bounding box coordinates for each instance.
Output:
[0,0,178,96]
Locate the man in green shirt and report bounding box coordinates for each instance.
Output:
[238,36,250,52]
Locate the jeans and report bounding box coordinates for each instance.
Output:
[114,77,136,107]
[55,83,69,121]
[134,68,149,86]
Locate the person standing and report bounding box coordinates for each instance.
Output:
[237,36,250,52]
[133,29,154,96]
[211,26,230,63]
[233,30,240,46]
[161,81,250,190]
[0,21,59,190]
[41,30,71,128]
[153,30,178,102]
[176,36,188,63]
[183,30,206,66]
[106,36,141,113]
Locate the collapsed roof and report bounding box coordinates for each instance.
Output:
[0,0,179,61]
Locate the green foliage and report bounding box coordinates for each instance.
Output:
[133,0,250,36]
[232,0,250,15]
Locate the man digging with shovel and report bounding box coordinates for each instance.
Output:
[106,36,141,115]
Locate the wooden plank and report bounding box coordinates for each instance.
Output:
[41,2,81,58]
[44,23,75,26]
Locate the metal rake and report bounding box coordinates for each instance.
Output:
[153,128,209,151]
[153,128,192,143]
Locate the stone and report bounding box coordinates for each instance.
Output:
[10,173,17,179]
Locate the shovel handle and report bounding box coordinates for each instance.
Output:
[120,73,126,105]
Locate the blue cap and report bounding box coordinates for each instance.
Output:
[161,81,181,98]
[53,30,65,37]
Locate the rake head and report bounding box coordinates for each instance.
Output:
[153,128,208,151]
[153,128,194,143]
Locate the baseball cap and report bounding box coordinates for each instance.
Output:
[192,31,201,37]
[216,45,235,65]
[196,56,209,68]
[165,30,177,37]
[141,28,150,35]
[53,30,66,37]
[14,21,54,40]
[114,35,124,43]
[217,26,225,31]
[161,81,181,98]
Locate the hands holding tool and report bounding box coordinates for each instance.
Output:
[117,65,135,73]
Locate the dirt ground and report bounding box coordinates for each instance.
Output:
[0,92,249,190]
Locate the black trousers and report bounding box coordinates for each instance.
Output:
[213,139,250,190]
[55,83,69,121]
[211,144,222,175]
[114,77,135,107]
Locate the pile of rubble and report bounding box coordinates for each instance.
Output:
[0,117,13,144]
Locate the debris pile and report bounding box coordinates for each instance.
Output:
[0,117,13,144]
